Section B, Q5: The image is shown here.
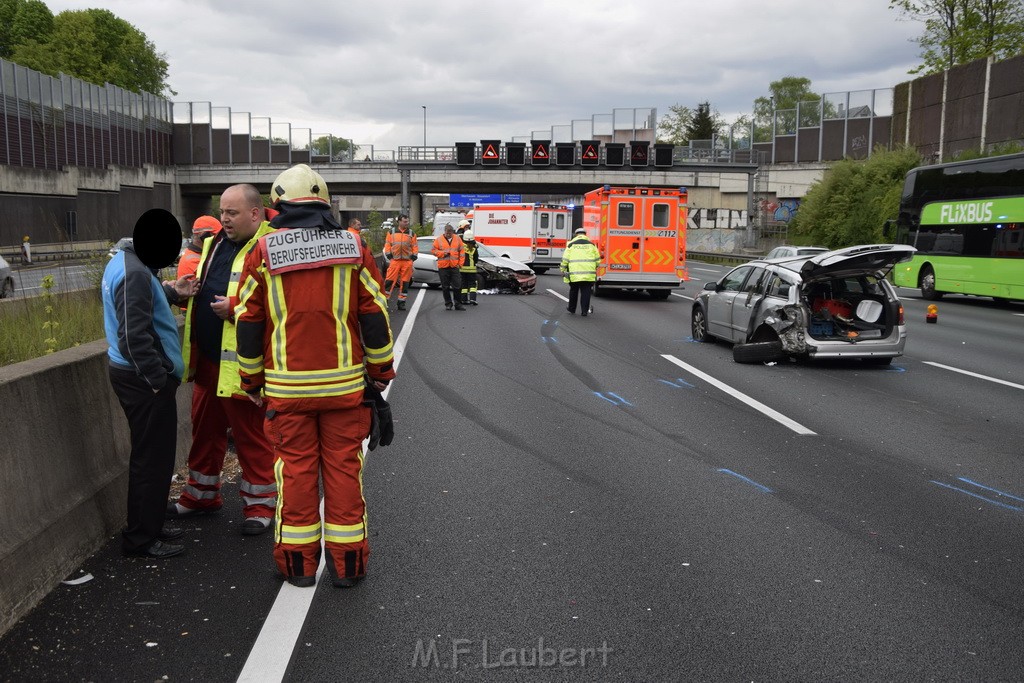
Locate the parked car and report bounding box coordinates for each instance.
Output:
[0,254,14,298]
[764,245,828,259]
[108,237,133,258]
[691,244,916,365]
[410,236,536,294]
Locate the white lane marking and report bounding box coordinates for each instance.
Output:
[547,287,568,302]
[923,361,1024,390]
[689,267,722,274]
[237,287,422,683]
[671,292,693,301]
[661,354,817,435]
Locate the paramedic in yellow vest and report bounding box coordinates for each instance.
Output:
[458,224,479,305]
[383,214,417,310]
[560,227,601,316]
[167,184,278,535]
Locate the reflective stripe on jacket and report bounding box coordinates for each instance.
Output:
[459,242,478,274]
[560,235,601,283]
[182,222,276,397]
[432,234,465,269]
[384,230,418,260]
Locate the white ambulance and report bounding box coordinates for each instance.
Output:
[469,203,572,273]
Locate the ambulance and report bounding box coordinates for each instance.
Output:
[581,185,688,298]
[469,203,572,273]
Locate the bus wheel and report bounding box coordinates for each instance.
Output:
[919,266,943,301]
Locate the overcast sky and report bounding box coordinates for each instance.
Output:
[46,0,924,151]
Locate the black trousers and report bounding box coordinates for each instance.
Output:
[438,267,463,306]
[109,366,179,553]
[567,281,594,314]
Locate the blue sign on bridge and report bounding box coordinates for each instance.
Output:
[450,193,522,207]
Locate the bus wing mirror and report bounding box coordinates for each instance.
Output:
[882,219,895,241]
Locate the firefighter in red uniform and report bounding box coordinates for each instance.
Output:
[168,185,277,535]
[235,164,395,588]
[382,214,417,310]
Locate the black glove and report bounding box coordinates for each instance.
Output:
[410,254,418,261]
[363,382,394,450]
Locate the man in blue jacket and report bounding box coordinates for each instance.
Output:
[102,209,199,559]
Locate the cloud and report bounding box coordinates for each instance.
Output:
[44,0,922,149]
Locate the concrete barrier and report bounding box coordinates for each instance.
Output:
[0,338,192,637]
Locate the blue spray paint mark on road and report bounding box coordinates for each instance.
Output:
[885,365,907,373]
[930,480,1022,512]
[717,468,773,493]
[594,392,632,407]
[658,378,695,389]
[957,477,1024,504]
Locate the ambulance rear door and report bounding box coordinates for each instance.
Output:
[532,206,570,272]
[636,192,683,291]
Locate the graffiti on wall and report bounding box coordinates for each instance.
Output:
[758,198,801,223]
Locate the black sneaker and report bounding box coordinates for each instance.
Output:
[445,303,453,310]
[333,576,364,588]
[454,304,466,311]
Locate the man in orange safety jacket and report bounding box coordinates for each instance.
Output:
[432,223,466,311]
[382,214,417,310]
[235,164,396,588]
[176,215,221,280]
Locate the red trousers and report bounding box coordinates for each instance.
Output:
[178,355,276,518]
[384,259,414,302]
[265,405,372,583]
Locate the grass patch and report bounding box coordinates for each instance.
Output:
[0,288,106,366]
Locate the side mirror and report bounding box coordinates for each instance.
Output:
[882,219,895,241]
[703,281,718,291]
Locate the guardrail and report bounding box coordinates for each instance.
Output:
[687,250,759,266]
[0,241,109,264]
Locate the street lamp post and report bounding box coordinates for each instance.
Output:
[422,105,427,148]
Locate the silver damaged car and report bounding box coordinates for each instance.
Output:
[691,244,916,365]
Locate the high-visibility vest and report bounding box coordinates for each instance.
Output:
[384,230,417,260]
[432,234,465,269]
[181,222,276,397]
[560,235,600,283]
[459,242,478,274]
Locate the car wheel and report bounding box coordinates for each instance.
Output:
[0,277,11,299]
[477,274,487,291]
[691,306,713,343]
[732,340,786,364]
[648,289,671,300]
[919,265,942,300]
[593,282,604,298]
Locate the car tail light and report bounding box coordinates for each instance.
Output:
[897,304,905,325]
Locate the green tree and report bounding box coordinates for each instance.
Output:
[890,0,1024,74]
[657,104,693,145]
[753,76,821,141]
[685,102,724,143]
[310,135,351,158]
[10,0,51,47]
[789,146,923,247]
[10,7,170,95]
[0,0,25,58]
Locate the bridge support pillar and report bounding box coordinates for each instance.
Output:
[177,194,214,234]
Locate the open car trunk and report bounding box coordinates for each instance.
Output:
[802,276,898,342]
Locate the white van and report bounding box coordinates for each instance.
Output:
[431,211,467,236]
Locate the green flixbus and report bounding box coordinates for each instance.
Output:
[889,152,1024,302]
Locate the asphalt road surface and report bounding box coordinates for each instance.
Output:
[2,266,1023,681]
